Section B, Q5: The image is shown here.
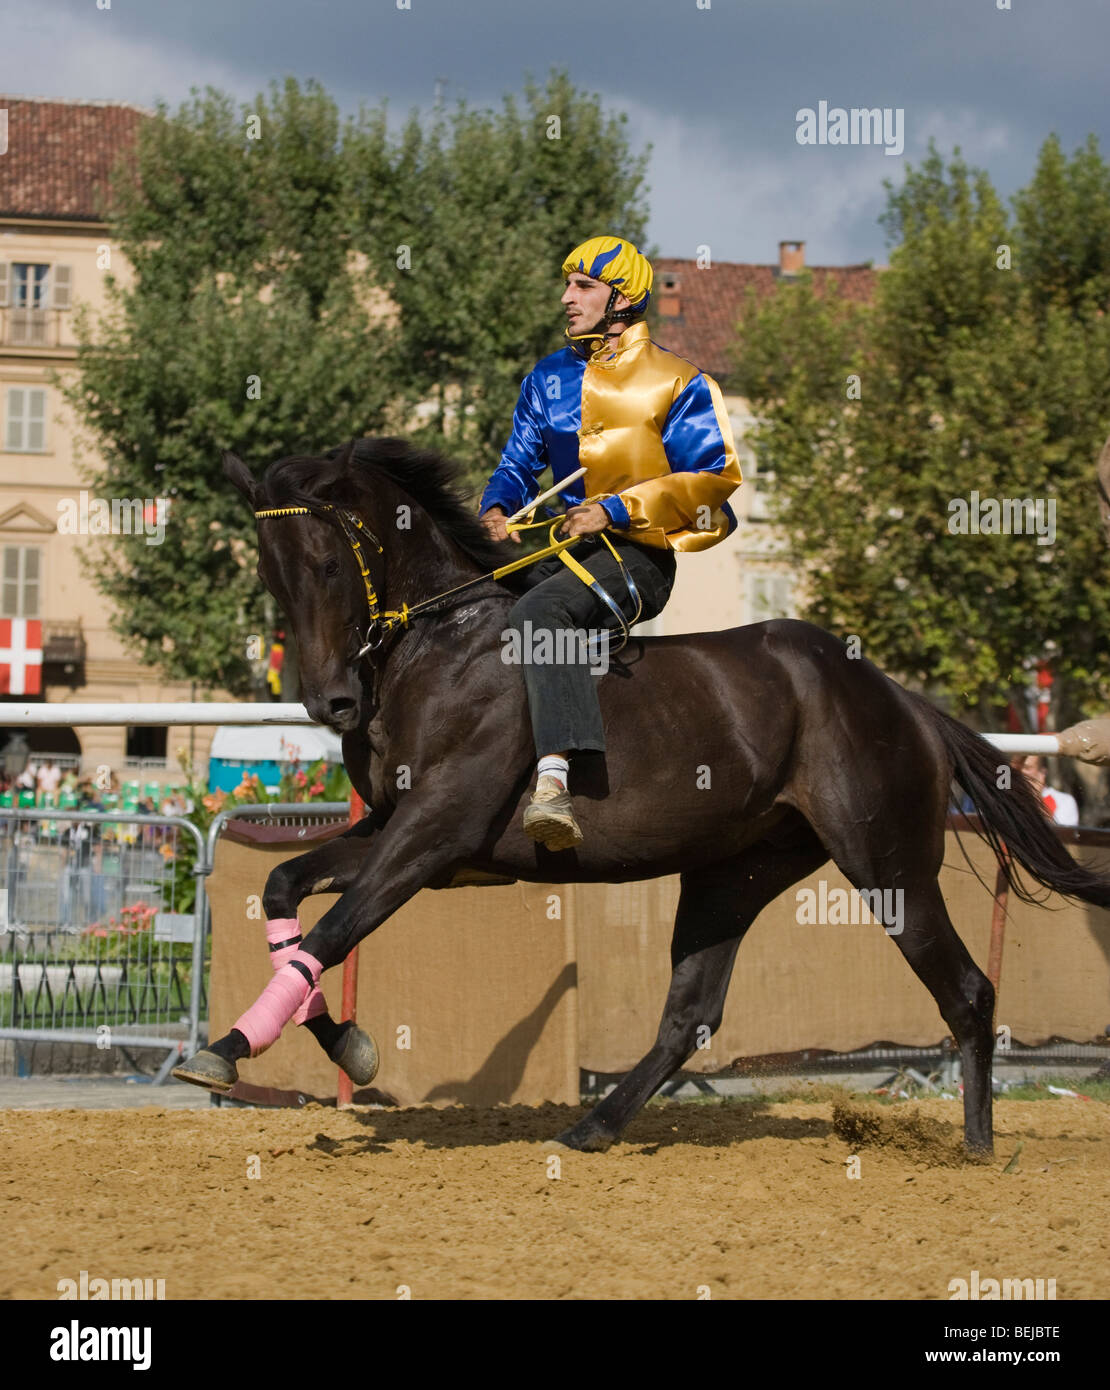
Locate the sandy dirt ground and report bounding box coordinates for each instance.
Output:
[2,1094,1106,1300]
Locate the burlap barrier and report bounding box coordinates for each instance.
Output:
[208,828,1110,1101]
[577,834,1110,1072]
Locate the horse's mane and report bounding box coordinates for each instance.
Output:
[256,437,529,589]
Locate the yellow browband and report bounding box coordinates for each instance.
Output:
[254,503,407,647]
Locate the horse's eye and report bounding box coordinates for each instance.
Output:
[324,557,340,578]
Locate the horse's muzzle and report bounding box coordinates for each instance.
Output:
[303,689,361,734]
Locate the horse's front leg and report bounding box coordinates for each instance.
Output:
[175,790,490,1093]
[173,823,384,1093]
[258,821,382,1078]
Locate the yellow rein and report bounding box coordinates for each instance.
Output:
[252,499,624,651]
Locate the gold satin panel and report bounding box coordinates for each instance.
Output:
[577,323,743,551]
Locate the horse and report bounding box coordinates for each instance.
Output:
[174,436,1110,1154]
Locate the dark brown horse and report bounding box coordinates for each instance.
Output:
[175,437,1110,1154]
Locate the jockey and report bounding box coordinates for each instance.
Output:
[480,234,742,851]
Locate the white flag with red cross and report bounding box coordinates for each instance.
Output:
[0,618,43,695]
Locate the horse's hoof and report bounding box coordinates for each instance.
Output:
[172,1049,238,1094]
[331,1023,379,1086]
[553,1125,615,1153]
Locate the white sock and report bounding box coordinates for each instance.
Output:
[537,755,569,789]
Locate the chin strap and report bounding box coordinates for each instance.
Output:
[565,286,644,358]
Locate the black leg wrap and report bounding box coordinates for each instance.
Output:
[305,1014,347,1055]
[208,1028,250,1064]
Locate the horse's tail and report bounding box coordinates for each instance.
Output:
[914,694,1110,909]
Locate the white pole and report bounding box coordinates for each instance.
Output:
[506,467,588,523]
[1,703,314,726]
[0,709,1078,756]
[984,734,1060,755]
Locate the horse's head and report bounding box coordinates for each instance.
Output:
[224,436,522,735]
[223,440,379,733]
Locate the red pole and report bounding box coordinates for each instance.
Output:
[336,788,364,1106]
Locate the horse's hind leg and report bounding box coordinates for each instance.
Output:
[555,829,828,1152]
[811,782,995,1153]
[888,881,995,1152]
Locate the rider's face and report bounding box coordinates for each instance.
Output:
[561,273,631,334]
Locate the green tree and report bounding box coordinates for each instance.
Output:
[350,69,651,491]
[63,72,650,691]
[733,139,1110,727]
[61,79,397,695]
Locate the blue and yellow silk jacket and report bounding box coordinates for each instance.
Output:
[480,322,743,551]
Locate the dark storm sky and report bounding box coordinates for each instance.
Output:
[5,0,1107,266]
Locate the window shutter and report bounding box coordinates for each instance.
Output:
[52,264,72,310]
[0,263,8,308]
[5,389,24,451]
[2,547,19,617]
[27,388,46,452]
[22,547,41,618]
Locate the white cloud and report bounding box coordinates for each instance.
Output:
[3,1,263,108]
[621,98,893,266]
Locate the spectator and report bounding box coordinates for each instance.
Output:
[1020,755,1079,827]
[76,779,104,812]
[37,759,61,799]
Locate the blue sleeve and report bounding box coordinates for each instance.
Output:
[599,494,631,528]
[479,373,549,516]
[660,373,732,477]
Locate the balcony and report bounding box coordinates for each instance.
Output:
[0,308,64,350]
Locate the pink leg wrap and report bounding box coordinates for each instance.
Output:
[265,918,328,1027]
[235,949,324,1057]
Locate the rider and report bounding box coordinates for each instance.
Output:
[480,234,743,851]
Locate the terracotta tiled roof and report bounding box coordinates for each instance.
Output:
[0,96,149,222]
[652,256,879,391]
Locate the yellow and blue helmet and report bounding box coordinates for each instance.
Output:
[562,235,653,314]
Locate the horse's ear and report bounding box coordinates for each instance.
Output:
[222,451,257,507]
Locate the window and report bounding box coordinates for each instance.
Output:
[4,387,47,451]
[745,450,776,522]
[747,572,793,624]
[0,264,71,344]
[125,726,168,768]
[10,264,50,310]
[2,546,42,618]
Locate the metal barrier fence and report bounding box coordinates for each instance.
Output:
[0,802,349,1081]
[0,809,208,1079]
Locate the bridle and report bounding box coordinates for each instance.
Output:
[254,495,643,664]
[254,503,399,657]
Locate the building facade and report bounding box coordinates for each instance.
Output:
[0,96,219,783]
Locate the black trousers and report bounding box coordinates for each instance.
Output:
[506,533,676,756]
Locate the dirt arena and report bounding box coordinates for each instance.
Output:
[3,1092,1107,1300]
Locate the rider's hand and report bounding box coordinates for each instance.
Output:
[481,507,521,545]
[559,502,610,538]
